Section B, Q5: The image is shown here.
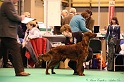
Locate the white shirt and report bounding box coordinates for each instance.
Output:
[23,27,42,45]
[112,25,118,29]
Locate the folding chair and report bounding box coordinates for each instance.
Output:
[114,39,124,71]
[89,39,103,70]
[114,54,124,71]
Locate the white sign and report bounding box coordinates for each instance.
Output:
[44,0,61,27]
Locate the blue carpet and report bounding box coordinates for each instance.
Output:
[0,68,124,82]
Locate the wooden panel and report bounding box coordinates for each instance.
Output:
[72,0,124,7]
[116,12,124,32]
[72,0,90,7]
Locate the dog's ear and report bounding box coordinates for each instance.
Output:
[83,37,89,45]
[84,32,92,36]
[91,33,97,38]
[84,32,97,38]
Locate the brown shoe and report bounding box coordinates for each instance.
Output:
[16,72,30,76]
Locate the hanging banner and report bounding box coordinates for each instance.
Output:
[108,1,115,24]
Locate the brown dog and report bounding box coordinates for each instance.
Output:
[38,32,97,76]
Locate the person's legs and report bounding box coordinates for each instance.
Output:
[6,51,13,68]
[0,39,2,59]
[3,54,13,68]
[21,47,27,67]
[68,60,77,74]
[0,41,12,68]
[68,60,85,75]
[85,47,93,62]
[1,37,30,76]
[1,44,8,67]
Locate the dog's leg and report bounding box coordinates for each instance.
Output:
[46,61,51,75]
[51,67,56,74]
[50,61,60,74]
[77,57,85,76]
[46,60,60,75]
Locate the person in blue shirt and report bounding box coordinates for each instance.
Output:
[69,11,91,33]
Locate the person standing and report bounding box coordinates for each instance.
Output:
[0,0,30,76]
[62,8,77,25]
[69,11,91,33]
[85,9,95,32]
[53,9,68,35]
[105,17,120,71]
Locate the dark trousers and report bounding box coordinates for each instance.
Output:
[1,45,8,65]
[21,46,27,67]
[0,37,24,74]
[68,61,84,73]
[68,61,77,72]
[68,47,93,72]
[0,44,13,66]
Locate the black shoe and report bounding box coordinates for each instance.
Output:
[16,72,30,76]
[3,63,13,68]
[73,71,78,75]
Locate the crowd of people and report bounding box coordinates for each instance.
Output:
[0,0,122,77]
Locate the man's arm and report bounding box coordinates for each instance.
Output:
[3,2,22,22]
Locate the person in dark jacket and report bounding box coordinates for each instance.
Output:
[0,0,30,76]
[60,24,93,75]
[106,17,120,41]
[105,17,120,71]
